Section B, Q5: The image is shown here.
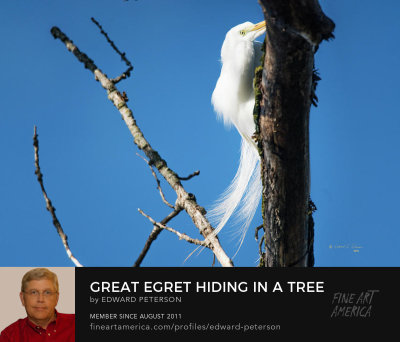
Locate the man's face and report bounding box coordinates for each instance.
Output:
[20,279,59,325]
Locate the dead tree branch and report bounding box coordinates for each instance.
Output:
[133,208,182,267]
[138,209,208,247]
[50,23,233,267]
[91,17,133,83]
[178,170,200,181]
[136,153,174,209]
[33,126,83,267]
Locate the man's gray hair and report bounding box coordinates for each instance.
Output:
[21,268,59,293]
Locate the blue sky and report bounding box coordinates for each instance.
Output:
[0,0,399,267]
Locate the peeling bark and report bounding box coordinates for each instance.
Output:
[256,0,334,267]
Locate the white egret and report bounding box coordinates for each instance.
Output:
[209,21,266,250]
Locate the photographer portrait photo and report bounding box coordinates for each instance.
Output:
[0,268,75,342]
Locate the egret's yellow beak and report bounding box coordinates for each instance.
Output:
[249,21,266,32]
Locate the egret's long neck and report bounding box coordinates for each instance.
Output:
[212,39,257,136]
[226,41,256,102]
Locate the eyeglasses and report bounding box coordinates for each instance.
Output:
[24,290,57,298]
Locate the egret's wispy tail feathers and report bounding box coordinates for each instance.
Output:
[208,137,261,248]
[235,153,261,250]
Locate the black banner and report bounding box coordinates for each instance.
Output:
[76,267,397,339]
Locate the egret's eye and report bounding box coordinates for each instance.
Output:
[239,30,246,36]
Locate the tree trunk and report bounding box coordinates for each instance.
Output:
[256,0,334,267]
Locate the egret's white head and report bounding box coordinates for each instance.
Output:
[236,21,266,41]
[220,21,266,63]
[225,21,266,42]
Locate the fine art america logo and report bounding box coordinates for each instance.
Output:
[330,290,379,318]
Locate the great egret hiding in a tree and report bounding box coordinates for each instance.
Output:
[210,21,266,249]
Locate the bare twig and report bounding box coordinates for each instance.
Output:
[91,17,133,83]
[254,224,263,241]
[136,153,174,209]
[50,25,233,267]
[33,126,83,267]
[138,209,208,247]
[254,224,264,261]
[133,208,183,267]
[178,170,200,181]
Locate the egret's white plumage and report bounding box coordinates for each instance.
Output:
[209,21,266,250]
